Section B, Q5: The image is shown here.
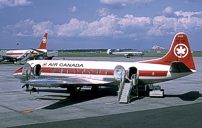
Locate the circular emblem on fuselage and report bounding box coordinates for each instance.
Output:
[43,37,47,44]
[174,44,188,58]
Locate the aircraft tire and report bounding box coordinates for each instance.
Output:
[31,88,37,92]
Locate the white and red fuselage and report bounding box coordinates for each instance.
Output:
[13,32,196,87]
[6,49,47,58]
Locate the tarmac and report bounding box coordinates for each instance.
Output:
[0,57,202,128]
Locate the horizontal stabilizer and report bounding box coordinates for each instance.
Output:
[169,62,191,73]
[141,33,196,72]
[31,48,46,54]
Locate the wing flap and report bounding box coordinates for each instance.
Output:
[1,55,17,59]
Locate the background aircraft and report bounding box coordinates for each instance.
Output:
[107,49,144,58]
[0,33,48,64]
[152,45,166,51]
[13,33,196,103]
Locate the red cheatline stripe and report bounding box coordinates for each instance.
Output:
[41,67,168,77]
[41,67,114,75]
[6,53,38,55]
[139,71,167,77]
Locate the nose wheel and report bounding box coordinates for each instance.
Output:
[22,84,38,94]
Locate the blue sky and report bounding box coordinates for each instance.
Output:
[0,0,202,50]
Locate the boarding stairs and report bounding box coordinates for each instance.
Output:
[16,50,31,65]
[118,74,139,103]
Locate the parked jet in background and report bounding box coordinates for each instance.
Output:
[0,33,48,64]
[13,33,196,103]
[152,45,166,51]
[107,49,144,58]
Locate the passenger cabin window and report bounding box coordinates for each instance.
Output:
[67,69,70,73]
[97,69,100,74]
[74,69,78,74]
[52,68,55,73]
[105,70,109,75]
[59,68,63,73]
[89,69,93,74]
[82,69,85,74]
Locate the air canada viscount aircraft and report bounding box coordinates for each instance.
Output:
[13,32,196,102]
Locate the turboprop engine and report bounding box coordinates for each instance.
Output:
[14,62,42,82]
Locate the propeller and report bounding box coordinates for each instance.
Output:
[114,65,126,81]
[22,63,32,80]
[22,63,32,91]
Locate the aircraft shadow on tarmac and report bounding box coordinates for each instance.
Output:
[136,91,202,101]
[34,86,118,110]
[164,91,202,101]
[32,88,201,110]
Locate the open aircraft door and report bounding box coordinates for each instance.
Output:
[33,64,41,78]
[127,67,138,83]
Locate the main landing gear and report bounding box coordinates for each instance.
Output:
[67,87,79,98]
[67,86,99,98]
[91,86,99,94]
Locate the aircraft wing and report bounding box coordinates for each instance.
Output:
[124,53,134,56]
[0,55,17,61]
[31,48,46,54]
[25,77,113,87]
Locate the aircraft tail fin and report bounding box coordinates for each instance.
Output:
[38,33,48,49]
[141,32,196,72]
[107,49,112,54]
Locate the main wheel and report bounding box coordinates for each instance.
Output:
[31,88,37,92]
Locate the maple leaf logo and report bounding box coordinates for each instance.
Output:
[43,37,47,43]
[174,44,188,58]
[177,46,186,55]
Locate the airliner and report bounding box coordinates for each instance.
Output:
[0,33,48,63]
[107,49,144,58]
[13,33,196,100]
[152,45,166,51]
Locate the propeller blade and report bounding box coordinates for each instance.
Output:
[22,63,32,80]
